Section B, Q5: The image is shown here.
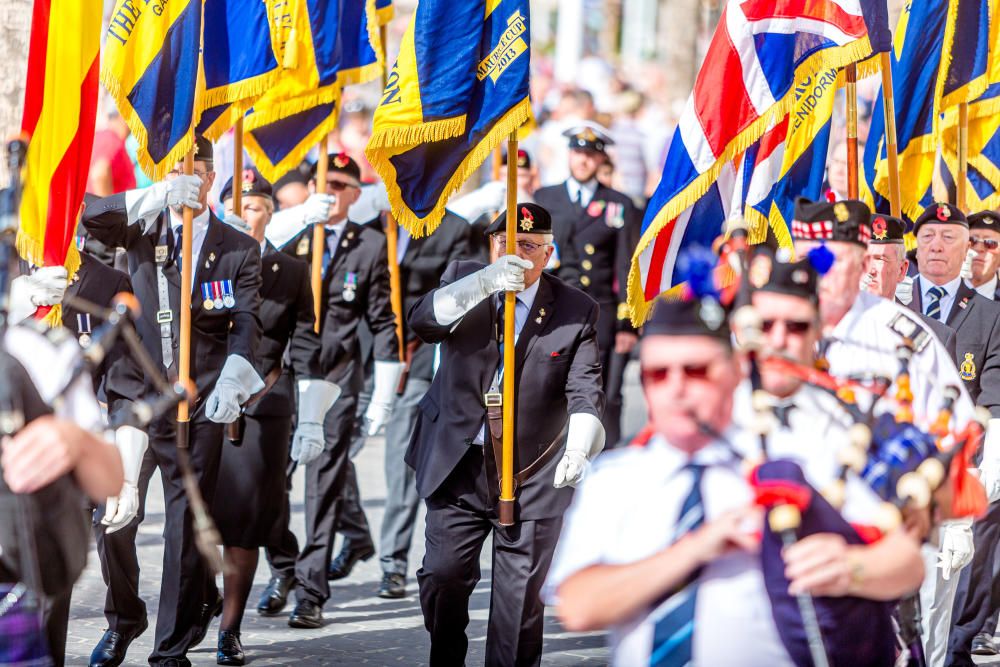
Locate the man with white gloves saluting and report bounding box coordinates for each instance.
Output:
[406,202,605,667]
[81,136,264,667]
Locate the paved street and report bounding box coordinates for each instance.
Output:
[64,365,651,666]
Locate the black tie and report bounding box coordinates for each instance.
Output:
[773,403,795,429]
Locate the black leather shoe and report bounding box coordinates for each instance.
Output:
[216,630,245,666]
[89,618,148,667]
[288,600,324,629]
[327,540,375,580]
[257,574,295,616]
[191,593,224,648]
[972,632,998,655]
[377,572,406,599]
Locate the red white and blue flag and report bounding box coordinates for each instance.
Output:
[628,0,891,324]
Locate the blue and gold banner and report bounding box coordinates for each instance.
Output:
[365,0,533,237]
[243,0,383,181]
[102,0,205,179]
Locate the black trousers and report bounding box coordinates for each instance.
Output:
[265,455,300,580]
[93,447,159,637]
[947,500,1000,666]
[596,301,625,449]
[417,448,562,667]
[336,461,375,550]
[294,391,358,605]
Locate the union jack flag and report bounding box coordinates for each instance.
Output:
[628,0,890,324]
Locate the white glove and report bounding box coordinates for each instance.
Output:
[364,361,404,436]
[961,248,978,281]
[8,266,69,324]
[102,425,148,534]
[937,519,974,580]
[895,275,914,306]
[124,176,202,223]
[205,355,265,424]
[303,194,336,224]
[553,413,606,488]
[431,255,534,325]
[223,213,251,233]
[291,379,340,465]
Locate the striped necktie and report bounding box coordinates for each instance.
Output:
[650,463,706,667]
[925,285,946,320]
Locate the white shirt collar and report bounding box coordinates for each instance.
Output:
[170,207,210,231]
[646,430,742,479]
[517,276,541,310]
[567,178,599,206]
[324,218,349,236]
[975,274,998,300]
[919,274,962,298]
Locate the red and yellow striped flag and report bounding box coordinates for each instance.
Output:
[17,0,101,324]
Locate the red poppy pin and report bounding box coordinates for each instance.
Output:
[872,217,887,240]
[937,205,951,222]
[519,206,534,231]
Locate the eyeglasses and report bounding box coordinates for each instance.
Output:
[167,169,209,180]
[970,236,1000,250]
[640,363,713,384]
[761,318,813,334]
[325,180,359,192]
[491,236,549,254]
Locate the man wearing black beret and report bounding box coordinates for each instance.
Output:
[967,211,1000,302]
[407,202,605,665]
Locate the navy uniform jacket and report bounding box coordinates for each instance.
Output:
[248,243,323,418]
[81,195,263,402]
[406,261,605,521]
[282,220,399,392]
[908,278,1000,415]
[534,182,641,333]
[398,212,472,382]
[63,251,140,425]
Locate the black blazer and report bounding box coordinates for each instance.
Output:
[398,212,473,381]
[908,277,1000,414]
[282,220,400,392]
[63,252,140,424]
[534,181,641,332]
[406,261,604,520]
[248,244,323,418]
[81,195,263,403]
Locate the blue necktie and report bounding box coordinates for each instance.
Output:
[925,285,946,320]
[650,463,706,667]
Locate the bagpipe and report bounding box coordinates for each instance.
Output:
[693,217,989,666]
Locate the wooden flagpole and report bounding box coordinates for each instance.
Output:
[879,52,902,217]
[233,118,244,216]
[382,23,406,365]
[312,137,328,333]
[845,63,859,199]
[177,149,195,437]
[499,131,518,527]
[957,102,969,211]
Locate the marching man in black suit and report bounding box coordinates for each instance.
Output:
[214,168,340,664]
[407,203,605,666]
[81,137,265,667]
[274,153,402,629]
[533,125,641,447]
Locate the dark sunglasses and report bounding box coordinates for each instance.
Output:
[325,180,358,192]
[640,364,712,384]
[761,318,813,334]
[970,236,1000,250]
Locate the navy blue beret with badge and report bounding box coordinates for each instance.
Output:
[913,202,967,233]
[503,149,532,169]
[791,197,871,246]
[193,134,214,163]
[219,167,273,205]
[747,247,820,304]
[967,210,1000,232]
[483,202,553,236]
[868,214,907,245]
[312,151,362,183]
[642,246,729,343]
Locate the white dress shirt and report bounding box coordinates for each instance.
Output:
[169,208,210,294]
[974,274,998,300]
[566,177,599,208]
[916,274,963,322]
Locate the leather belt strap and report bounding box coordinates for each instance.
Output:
[154,221,174,370]
[485,397,568,492]
[226,365,284,444]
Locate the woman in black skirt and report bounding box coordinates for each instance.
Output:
[212,170,339,665]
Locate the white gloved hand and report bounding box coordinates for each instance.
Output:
[553,413,606,488]
[124,176,202,223]
[102,425,148,533]
[303,194,336,224]
[895,275,914,306]
[432,255,534,325]
[290,379,340,465]
[364,361,404,435]
[205,355,265,424]
[961,248,978,281]
[8,266,69,324]
[223,213,251,233]
[937,519,974,580]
